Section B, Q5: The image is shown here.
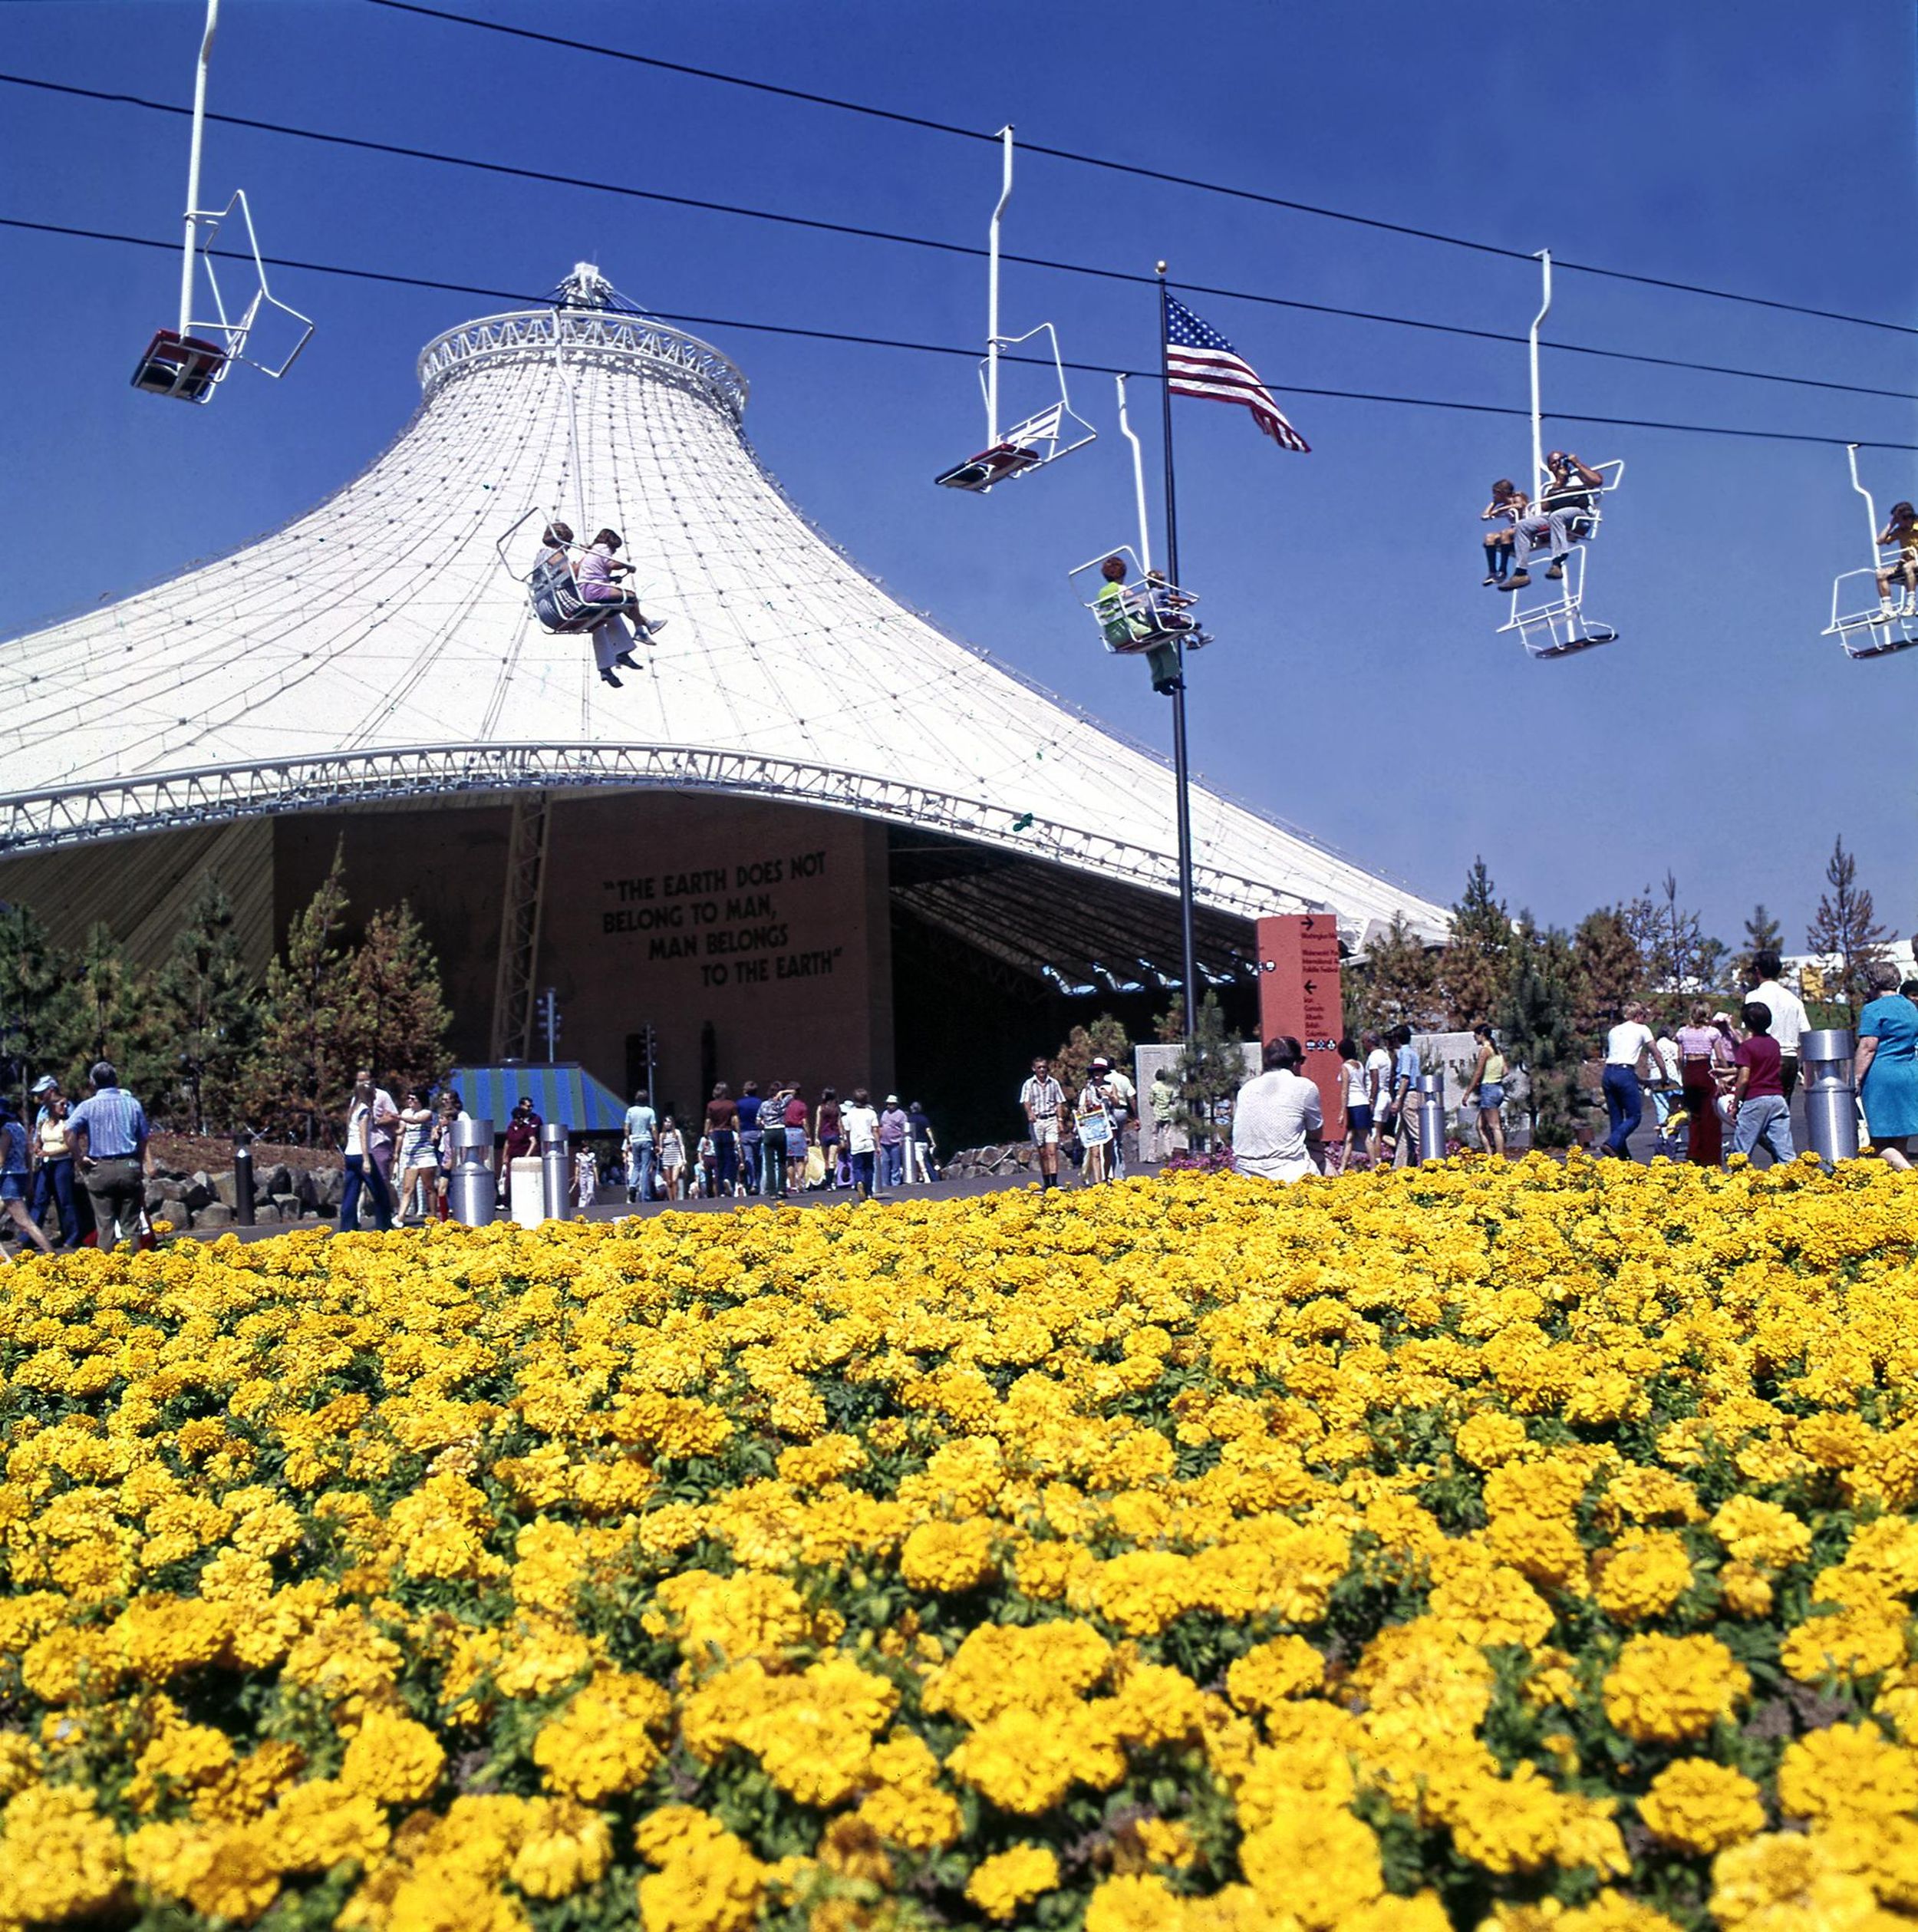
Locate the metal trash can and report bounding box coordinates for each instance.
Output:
[540,1122,572,1219]
[1802,1028,1858,1165]
[447,1116,496,1226]
[1418,1073,1447,1165]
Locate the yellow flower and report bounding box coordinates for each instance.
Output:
[1638,1759,1765,1855]
[898,1518,997,1594]
[1777,1723,1918,1826]
[534,1673,672,1802]
[1226,1634,1324,1711]
[0,1785,125,1923]
[509,1798,613,1899]
[964,1844,1060,1920]
[1710,1831,1877,1930]
[1593,1531,1693,1623]
[1239,1801,1384,1926]
[636,1828,766,1932]
[1603,1634,1749,1742]
[340,1710,446,1805]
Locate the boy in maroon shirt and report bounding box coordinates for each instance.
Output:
[1729,1003,1796,1166]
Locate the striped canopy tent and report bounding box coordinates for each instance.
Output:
[448,1063,629,1134]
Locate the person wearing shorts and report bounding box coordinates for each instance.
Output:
[782,1086,809,1196]
[1336,1037,1372,1173]
[1020,1057,1066,1191]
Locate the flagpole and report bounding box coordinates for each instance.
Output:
[1157,263,1200,1067]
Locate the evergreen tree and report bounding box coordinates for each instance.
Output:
[1735,904,1785,987]
[1346,915,1438,1035]
[1175,991,1246,1148]
[1050,1013,1132,1105]
[73,923,163,1104]
[1437,858,1514,1028]
[1572,907,1642,1031]
[345,900,451,1098]
[1501,921,1584,1149]
[0,904,83,1106]
[1624,872,1725,1001]
[249,844,353,1145]
[149,877,261,1134]
[1153,995,1185,1047]
[1807,835,1890,1021]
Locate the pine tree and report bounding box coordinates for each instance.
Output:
[1736,904,1785,986]
[1807,835,1890,1021]
[1572,907,1643,1031]
[73,923,167,1106]
[149,877,261,1134]
[0,904,83,1106]
[1437,858,1514,1029]
[345,900,452,1099]
[1346,915,1438,1036]
[1624,872,1725,1000]
[1175,991,1246,1147]
[249,843,353,1144]
[1501,921,1584,1149]
[1051,1014,1133,1105]
[1153,996,1185,1047]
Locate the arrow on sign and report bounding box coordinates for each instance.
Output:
[1304,979,1317,995]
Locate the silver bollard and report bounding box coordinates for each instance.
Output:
[1418,1072,1448,1165]
[1801,1029,1858,1165]
[447,1116,497,1226]
[540,1121,572,1219]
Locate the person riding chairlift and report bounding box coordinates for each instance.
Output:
[1541,450,1605,539]
[578,529,667,653]
[1876,501,1918,618]
[1094,557,1208,648]
[1481,479,1526,586]
[534,522,644,689]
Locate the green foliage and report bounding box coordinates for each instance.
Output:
[1736,904,1785,987]
[1570,906,1641,1031]
[1437,858,1515,1030]
[345,899,452,1102]
[249,843,354,1145]
[1051,1014,1132,1104]
[1502,920,1584,1149]
[1174,991,1244,1143]
[1346,913,1439,1037]
[0,903,85,1105]
[147,876,261,1134]
[1806,833,1890,1022]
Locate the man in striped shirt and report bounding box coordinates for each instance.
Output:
[66,1061,150,1251]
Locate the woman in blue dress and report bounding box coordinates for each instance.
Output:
[1855,959,1918,1169]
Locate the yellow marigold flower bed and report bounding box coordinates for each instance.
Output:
[7,1156,1918,1930]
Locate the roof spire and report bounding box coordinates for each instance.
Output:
[551,262,632,313]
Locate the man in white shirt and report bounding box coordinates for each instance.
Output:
[1231,1037,1325,1183]
[1600,1002,1659,1159]
[842,1088,881,1198]
[1745,948,1811,1100]
[1362,1031,1392,1167]
[623,1089,658,1202]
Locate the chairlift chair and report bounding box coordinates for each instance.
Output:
[1494,248,1622,658]
[1069,545,1206,693]
[1823,446,1918,660]
[131,3,313,404]
[934,129,1096,492]
[496,509,630,635]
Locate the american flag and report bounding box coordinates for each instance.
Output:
[1164,294,1310,453]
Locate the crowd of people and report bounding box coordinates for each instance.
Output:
[1017,1053,1136,1189]
[621,1082,941,1203]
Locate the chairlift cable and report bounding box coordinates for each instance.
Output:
[363,0,1918,341]
[8,213,1918,453]
[3,71,1912,407]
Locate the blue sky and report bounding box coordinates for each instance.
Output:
[3,0,1914,949]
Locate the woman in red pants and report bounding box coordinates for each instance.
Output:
[1675,1001,1732,1166]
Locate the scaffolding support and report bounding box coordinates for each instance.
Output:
[490,790,551,1061]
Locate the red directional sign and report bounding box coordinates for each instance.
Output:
[1255,913,1346,1129]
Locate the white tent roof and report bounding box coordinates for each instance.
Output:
[0,268,1447,951]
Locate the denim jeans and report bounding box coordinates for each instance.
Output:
[711,1129,738,1194]
[1731,1093,1795,1165]
[851,1149,877,1198]
[31,1156,81,1248]
[626,1145,656,1202]
[879,1142,905,1189]
[340,1153,394,1231]
[1602,1065,1643,1156]
[740,1131,762,1193]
